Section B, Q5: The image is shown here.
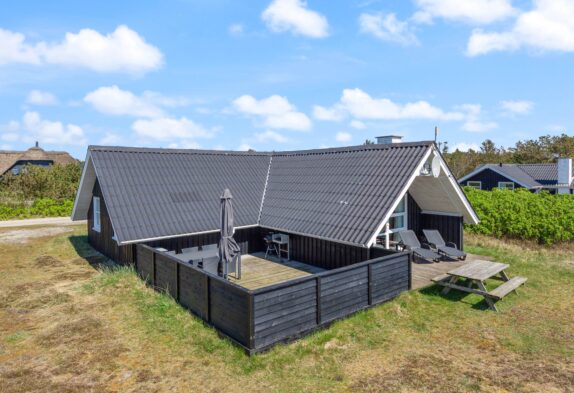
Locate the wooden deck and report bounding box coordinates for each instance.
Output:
[411,253,493,289]
[229,252,324,290]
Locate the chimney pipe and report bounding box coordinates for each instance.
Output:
[557,157,573,194]
[376,135,403,145]
[35,141,39,148]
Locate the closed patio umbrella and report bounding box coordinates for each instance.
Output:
[218,188,241,279]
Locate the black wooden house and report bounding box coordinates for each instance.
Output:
[72,139,478,353]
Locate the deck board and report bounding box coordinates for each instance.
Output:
[229,252,324,290]
[411,253,492,289]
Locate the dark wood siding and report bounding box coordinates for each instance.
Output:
[320,266,369,323]
[87,179,134,265]
[261,228,370,270]
[146,226,265,255]
[252,280,317,349]
[371,253,410,302]
[250,251,410,352]
[463,168,522,191]
[421,213,464,250]
[135,245,410,354]
[407,193,422,234]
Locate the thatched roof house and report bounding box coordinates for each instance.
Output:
[0,143,77,175]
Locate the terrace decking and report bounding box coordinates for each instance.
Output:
[411,253,492,289]
[228,252,324,289]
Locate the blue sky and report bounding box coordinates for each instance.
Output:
[0,0,572,158]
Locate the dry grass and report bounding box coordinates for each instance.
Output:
[0,226,572,392]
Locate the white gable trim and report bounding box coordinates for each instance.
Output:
[71,150,93,221]
[458,165,533,189]
[366,145,480,247]
[366,146,433,247]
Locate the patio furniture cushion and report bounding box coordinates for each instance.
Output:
[438,245,466,259]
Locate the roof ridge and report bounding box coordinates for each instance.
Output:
[89,140,435,157]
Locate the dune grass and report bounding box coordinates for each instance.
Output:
[0,226,572,392]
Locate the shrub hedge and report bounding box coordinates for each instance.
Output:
[0,198,75,220]
[464,187,574,245]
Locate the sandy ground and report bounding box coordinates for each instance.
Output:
[0,227,75,244]
[0,217,86,228]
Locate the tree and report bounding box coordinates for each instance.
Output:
[364,139,375,145]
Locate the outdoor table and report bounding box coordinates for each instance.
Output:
[440,260,513,311]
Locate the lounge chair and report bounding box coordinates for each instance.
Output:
[398,230,442,262]
[422,229,467,260]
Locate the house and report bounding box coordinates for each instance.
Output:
[71,137,478,353]
[458,158,574,194]
[0,142,77,176]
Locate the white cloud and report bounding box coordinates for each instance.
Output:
[20,111,86,145]
[316,88,465,121]
[0,25,162,75]
[99,132,123,145]
[84,85,188,118]
[262,0,329,38]
[412,0,516,25]
[459,104,498,132]
[254,130,288,143]
[349,120,366,129]
[452,142,480,152]
[335,131,352,143]
[500,100,534,115]
[359,13,418,45]
[238,143,253,151]
[0,120,20,133]
[312,104,345,121]
[132,117,215,141]
[233,94,312,131]
[167,141,202,149]
[229,24,245,36]
[467,0,574,56]
[1,132,19,142]
[27,90,58,106]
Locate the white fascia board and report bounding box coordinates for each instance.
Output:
[71,150,93,221]
[366,146,433,248]
[436,149,480,224]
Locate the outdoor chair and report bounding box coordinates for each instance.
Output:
[422,229,467,260]
[398,230,442,262]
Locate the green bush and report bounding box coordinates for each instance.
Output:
[464,187,574,245]
[0,162,81,220]
[0,198,74,220]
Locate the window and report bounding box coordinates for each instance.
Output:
[498,181,514,190]
[467,181,482,189]
[93,196,101,232]
[379,195,408,242]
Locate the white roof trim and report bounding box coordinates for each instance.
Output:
[366,146,433,247]
[437,153,480,225]
[366,145,480,247]
[458,165,533,189]
[71,150,93,221]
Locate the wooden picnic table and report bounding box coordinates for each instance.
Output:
[434,260,527,311]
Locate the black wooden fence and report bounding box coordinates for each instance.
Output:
[135,244,410,354]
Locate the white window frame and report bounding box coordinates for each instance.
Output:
[498,181,514,190]
[93,196,101,232]
[379,195,408,247]
[388,195,408,236]
[467,181,482,190]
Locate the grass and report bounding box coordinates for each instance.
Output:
[0,226,573,392]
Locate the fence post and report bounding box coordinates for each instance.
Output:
[248,293,255,350]
[316,276,322,325]
[367,263,373,306]
[152,250,156,288]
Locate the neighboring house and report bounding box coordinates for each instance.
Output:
[71,138,479,353]
[0,142,77,176]
[458,158,574,195]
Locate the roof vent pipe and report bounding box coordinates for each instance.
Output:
[376,135,403,144]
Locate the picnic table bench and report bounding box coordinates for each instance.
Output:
[432,260,527,311]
